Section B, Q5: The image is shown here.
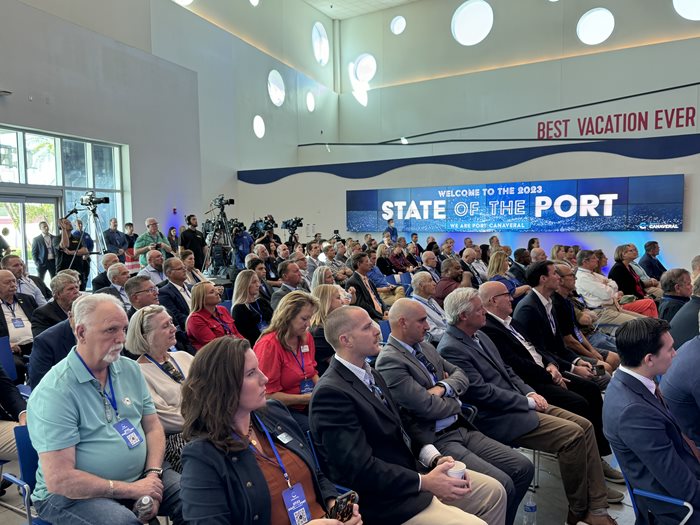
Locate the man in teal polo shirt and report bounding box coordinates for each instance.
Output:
[27,294,183,524]
[133,218,173,267]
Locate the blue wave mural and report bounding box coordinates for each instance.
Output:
[238,133,700,185]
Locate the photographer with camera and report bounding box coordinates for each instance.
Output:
[134,218,173,267]
[54,219,89,282]
[254,215,281,249]
[180,215,208,271]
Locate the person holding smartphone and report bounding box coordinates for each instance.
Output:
[180,337,362,525]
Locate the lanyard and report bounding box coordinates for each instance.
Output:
[2,299,17,318]
[75,351,119,419]
[212,308,233,335]
[251,414,292,488]
[144,354,185,381]
[248,300,264,323]
[291,344,306,377]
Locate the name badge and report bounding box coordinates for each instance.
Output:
[300,345,310,353]
[113,418,144,449]
[276,432,293,444]
[11,318,24,328]
[282,483,311,525]
[300,379,314,394]
[257,320,269,332]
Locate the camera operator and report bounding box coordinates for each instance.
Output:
[53,219,89,284]
[180,214,208,271]
[253,216,281,249]
[133,217,173,267]
[233,226,254,270]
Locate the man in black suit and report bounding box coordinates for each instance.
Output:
[158,258,191,332]
[1,254,51,307]
[0,269,38,384]
[90,253,119,291]
[247,257,274,303]
[30,220,56,281]
[270,260,302,310]
[509,249,530,285]
[437,288,619,525]
[310,305,504,525]
[31,272,80,337]
[480,280,624,484]
[93,263,131,311]
[345,252,387,322]
[513,261,600,383]
[28,318,75,388]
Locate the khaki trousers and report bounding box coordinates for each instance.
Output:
[512,406,608,516]
[595,306,643,334]
[0,420,19,461]
[379,286,406,307]
[403,496,487,525]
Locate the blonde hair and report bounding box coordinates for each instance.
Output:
[261,291,319,350]
[189,281,214,314]
[376,244,390,258]
[125,305,169,356]
[487,251,509,279]
[310,266,333,291]
[310,284,341,327]
[232,269,258,306]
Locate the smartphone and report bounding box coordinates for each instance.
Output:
[327,490,359,522]
[594,364,606,376]
[154,242,161,249]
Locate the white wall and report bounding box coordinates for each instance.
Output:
[0,0,202,232]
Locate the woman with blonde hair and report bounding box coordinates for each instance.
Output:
[186,281,243,350]
[253,291,319,432]
[127,304,194,472]
[310,284,345,376]
[310,265,334,291]
[487,250,531,305]
[230,269,273,346]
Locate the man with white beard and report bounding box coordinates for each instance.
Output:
[26,294,184,524]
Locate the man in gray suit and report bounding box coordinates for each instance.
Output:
[270,260,302,309]
[437,287,617,525]
[376,299,533,525]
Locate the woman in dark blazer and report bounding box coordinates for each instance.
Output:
[309,284,344,376]
[230,269,273,346]
[180,338,361,525]
[607,244,658,317]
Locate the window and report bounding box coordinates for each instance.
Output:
[253,115,266,138]
[673,0,700,21]
[352,54,377,83]
[306,92,316,112]
[0,129,19,183]
[312,22,330,66]
[62,140,87,187]
[93,144,116,189]
[451,0,494,46]
[577,8,615,45]
[25,133,58,186]
[390,16,406,35]
[267,69,286,107]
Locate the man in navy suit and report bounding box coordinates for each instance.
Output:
[638,241,667,282]
[158,258,191,332]
[438,287,617,525]
[604,317,700,524]
[28,318,75,388]
[346,252,387,322]
[661,334,700,446]
[30,221,56,281]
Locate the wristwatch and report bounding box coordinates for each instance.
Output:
[143,467,163,478]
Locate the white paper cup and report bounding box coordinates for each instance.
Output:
[447,460,467,480]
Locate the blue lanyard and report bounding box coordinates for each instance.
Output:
[75,351,119,418]
[248,300,264,323]
[2,299,17,318]
[251,414,292,488]
[291,344,306,376]
[212,308,233,335]
[143,354,185,380]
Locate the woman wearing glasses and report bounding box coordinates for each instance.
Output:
[127,305,193,472]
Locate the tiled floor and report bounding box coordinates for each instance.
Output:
[1,453,636,525]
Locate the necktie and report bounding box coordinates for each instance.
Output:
[367,374,388,406]
[414,347,438,382]
[655,384,700,462]
[545,303,556,334]
[362,275,383,313]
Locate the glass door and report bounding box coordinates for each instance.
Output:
[0,197,58,284]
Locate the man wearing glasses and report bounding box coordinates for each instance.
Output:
[27,294,184,524]
[133,218,173,267]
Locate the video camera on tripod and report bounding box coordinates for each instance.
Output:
[249,215,277,240]
[79,191,110,209]
[281,217,304,235]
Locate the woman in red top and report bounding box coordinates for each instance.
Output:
[254,291,319,433]
[186,281,244,350]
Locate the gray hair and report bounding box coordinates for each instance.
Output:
[443,287,480,325]
[311,266,333,291]
[107,263,127,284]
[411,271,433,290]
[125,305,168,356]
[660,268,690,294]
[50,272,79,295]
[72,294,123,330]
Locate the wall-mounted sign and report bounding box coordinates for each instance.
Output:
[346,174,684,233]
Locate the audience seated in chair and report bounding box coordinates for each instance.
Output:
[658,268,693,323]
[30,272,80,337]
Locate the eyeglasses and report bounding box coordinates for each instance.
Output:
[493,292,512,299]
[132,286,158,296]
[147,222,158,227]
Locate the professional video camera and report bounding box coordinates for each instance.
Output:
[79,191,110,207]
[249,215,277,238]
[230,218,246,234]
[211,195,235,208]
[281,217,304,233]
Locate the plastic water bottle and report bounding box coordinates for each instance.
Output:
[522,492,537,525]
[133,495,153,521]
